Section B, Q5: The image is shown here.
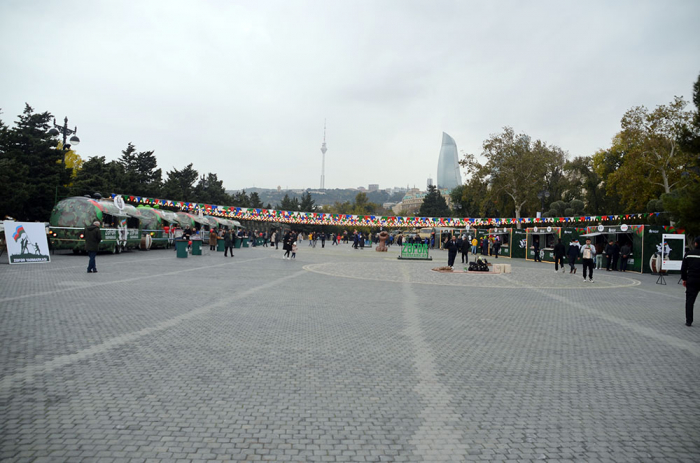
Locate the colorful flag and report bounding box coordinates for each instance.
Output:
[13,225,26,242]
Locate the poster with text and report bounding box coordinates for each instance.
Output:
[4,221,51,264]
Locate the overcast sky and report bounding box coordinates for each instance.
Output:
[1,0,699,193]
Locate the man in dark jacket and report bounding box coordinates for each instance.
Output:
[611,241,620,271]
[619,242,631,272]
[223,230,234,257]
[605,240,615,271]
[85,220,101,273]
[566,240,580,274]
[446,235,459,268]
[553,238,566,273]
[460,235,470,263]
[681,237,700,326]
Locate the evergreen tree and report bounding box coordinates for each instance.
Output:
[232,190,250,207]
[278,193,299,211]
[0,104,70,221]
[419,185,450,217]
[70,156,122,198]
[115,143,162,197]
[249,192,264,208]
[193,173,230,205]
[162,164,198,200]
[299,191,316,212]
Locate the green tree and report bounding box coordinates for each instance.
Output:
[351,192,377,215]
[193,173,230,205]
[249,192,264,208]
[564,156,618,215]
[162,163,198,200]
[461,127,567,227]
[115,143,162,197]
[70,156,122,198]
[299,191,316,212]
[0,104,71,221]
[419,185,450,217]
[278,193,299,211]
[604,97,695,210]
[233,190,251,207]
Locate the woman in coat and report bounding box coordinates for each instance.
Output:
[223,230,234,257]
[209,228,219,251]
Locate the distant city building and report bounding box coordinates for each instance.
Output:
[437,132,462,191]
[427,177,434,189]
[357,186,367,192]
[368,184,379,192]
[391,187,453,215]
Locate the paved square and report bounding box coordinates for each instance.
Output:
[1,243,699,462]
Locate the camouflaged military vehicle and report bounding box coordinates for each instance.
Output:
[49,197,142,253]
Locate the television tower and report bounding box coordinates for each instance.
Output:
[320,120,327,189]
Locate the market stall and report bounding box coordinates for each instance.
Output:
[525,226,562,262]
[581,224,683,273]
[488,227,512,258]
[510,229,528,259]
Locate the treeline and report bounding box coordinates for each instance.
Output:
[450,73,700,234]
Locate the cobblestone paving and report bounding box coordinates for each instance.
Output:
[1,244,699,462]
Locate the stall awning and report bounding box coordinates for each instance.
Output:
[580,232,604,237]
[122,205,144,219]
[97,201,128,217]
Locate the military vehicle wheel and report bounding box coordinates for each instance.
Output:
[73,248,80,255]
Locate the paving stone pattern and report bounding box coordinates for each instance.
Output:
[1,244,699,462]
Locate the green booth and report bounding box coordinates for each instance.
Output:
[191,239,202,255]
[487,227,513,258]
[581,224,684,274]
[561,227,586,266]
[526,226,562,262]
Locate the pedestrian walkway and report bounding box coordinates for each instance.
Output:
[1,245,698,462]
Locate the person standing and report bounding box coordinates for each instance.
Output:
[595,241,604,269]
[446,234,459,269]
[620,242,631,272]
[283,230,293,259]
[274,230,280,250]
[612,241,620,271]
[85,220,101,273]
[481,238,488,256]
[566,240,579,274]
[605,240,615,272]
[471,237,478,255]
[492,238,500,259]
[223,229,234,257]
[580,237,596,282]
[320,232,326,248]
[460,234,470,264]
[209,227,219,251]
[291,241,298,259]
[533,238,541,262]
[553,238,566,273]
[681,237,700,326]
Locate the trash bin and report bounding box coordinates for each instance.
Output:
[217,238,225,252]
[175,239,188,258]
[234,237,242,249]
[191,240,202,255]
[242,237,249,248]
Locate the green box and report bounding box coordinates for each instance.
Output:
[191,240,202,255]
[175,240,188,258]
[217,238,225,252]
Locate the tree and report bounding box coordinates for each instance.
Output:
[249,192,264,208]
[604,97,695,210]
[0,104,71,221]
[351,192,377,215]
[278,193,299,211]
[299,191,316,212]
[162,163,198,200]
[193,173,230,205]
[419,185,450,217]
[115,143,162,197]
[232,190,250,207]
[70,156,122,198]
[564,156,618,215]
[461,127,567,227]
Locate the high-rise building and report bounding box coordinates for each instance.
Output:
[427,177,434,189]
[368,184,379,192]
[437,132,462,191]
[320,121,327,189]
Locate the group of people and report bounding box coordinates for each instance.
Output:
[443,234,497,268]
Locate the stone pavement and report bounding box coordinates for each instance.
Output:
[1,243,699,462]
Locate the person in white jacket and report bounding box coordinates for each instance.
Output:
[580,238,597,282]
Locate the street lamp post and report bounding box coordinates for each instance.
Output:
[537,188,550,217]
[47,116,80,165]
[47,116,81,204]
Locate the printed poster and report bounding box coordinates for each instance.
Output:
[3,221,51,264]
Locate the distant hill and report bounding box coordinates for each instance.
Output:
[226,188,405,208]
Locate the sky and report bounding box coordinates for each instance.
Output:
[1,0,699,193]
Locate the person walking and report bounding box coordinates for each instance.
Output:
[85,220,101,273]
[681,237,700,326]
[223,229,234,257]
[553,238,566,273]
[566,240,579,274]
[320,232,326,248]
[283,230,293,259]
[580,237,596,282]
[291,241,298,259]
[492,238,501,258]
[446,234,459,269]
[620,242,631,272]
[612,241,620,271]
[209,227,219,251]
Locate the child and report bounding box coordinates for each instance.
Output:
[291,241,297,259]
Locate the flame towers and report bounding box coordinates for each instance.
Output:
[437,132,462,190]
